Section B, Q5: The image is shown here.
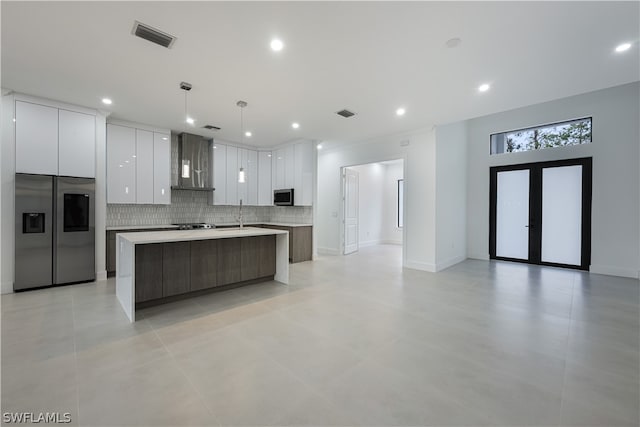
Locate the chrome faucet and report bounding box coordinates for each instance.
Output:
[237,199,244,229]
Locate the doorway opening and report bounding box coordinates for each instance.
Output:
[341,159,404,258]
[489,157,592,270]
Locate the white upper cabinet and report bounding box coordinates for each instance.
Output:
[225,145,239,205]
[213,144,261,206]
[15,101,59,175]
[284,145,295,189]
[106,124,136,203]
[294,141,313,206]
[273,148,286,190]
[15,100,96,177]
[153,133,171,205]
[271,141,313,206]
[258,151,272,206]
[107,122,171,205]
[135,129,154,204]
[213,143,227,205]
[238,148,248,204]
[58,109,95,178]
[246,149,258,205]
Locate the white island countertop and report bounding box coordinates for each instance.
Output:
[108,222,312,231]
[116,227,289,322]
[118,226,288,244]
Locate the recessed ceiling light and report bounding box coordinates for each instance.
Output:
[245,131,252,137]
[186,117,195,125]
[101,98,112,105]
[396,108,406,116]
[316,144,323,150]
[292,122,300,129]
[445,37,461,48]
[161,137,168,141]
[270,39,284,51]
[615,42,632,53]
[478,83,490,92]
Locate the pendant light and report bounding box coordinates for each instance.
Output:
[237,100,248,183]
[180,82,192,179]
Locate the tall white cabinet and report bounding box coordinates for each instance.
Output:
[58,109,96,178]
[258,151,273,206]
[15,100,96,178]
[135,129,154,204]
[106,122,171,205]
[213,144,227,205]
[153,133,171,204]
[106,124,136,203]
[272,141,313,206]
[212,144,269,206]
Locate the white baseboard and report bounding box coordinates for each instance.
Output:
[381,239,402,245]
[404,259,437,272]
[317,247,341,256]
[1,281,14,294]
[359,239,382,248]
[590,264,640,279]
[435,255,466,272]
[467,253,490,261]
[96,270,108,281]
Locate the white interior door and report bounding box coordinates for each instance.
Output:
[541,165,582,265]
[344,168,359,255]
[496,169,530,260]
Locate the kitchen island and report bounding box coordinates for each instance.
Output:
[116,227,289,322]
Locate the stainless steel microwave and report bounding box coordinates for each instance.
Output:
[274,188,294,206]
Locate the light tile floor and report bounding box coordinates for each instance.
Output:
[2,245,639,426]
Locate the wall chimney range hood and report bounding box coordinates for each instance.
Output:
[172,132,215,191]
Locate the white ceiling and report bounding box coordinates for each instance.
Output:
[2,1,638,148]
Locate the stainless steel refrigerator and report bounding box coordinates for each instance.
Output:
[15,174,95,291]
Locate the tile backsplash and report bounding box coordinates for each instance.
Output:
[106,190,312,227]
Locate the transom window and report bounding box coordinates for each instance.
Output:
[490,117,592,155]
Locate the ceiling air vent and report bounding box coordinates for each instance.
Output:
[203,125,221,131]
[132,21,176,48]
[336,109,356,118]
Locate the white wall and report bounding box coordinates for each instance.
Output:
[435,122,468,269]
[347,161,403,247]
[348,163,385,247]
[317,129,436,270]
[381,161,404,245]
[466,82,640,278]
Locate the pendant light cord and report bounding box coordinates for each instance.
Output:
[240,104,244,145]
[184,90,187,132]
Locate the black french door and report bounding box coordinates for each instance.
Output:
[489,157,592,270]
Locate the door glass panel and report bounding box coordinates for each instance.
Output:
[496,170,530,259]
[541,165,582,265]
[64,193,90,232]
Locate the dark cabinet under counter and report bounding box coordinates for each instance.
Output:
[106,227,179,276]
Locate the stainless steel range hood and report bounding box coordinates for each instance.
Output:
[172,133,215,191]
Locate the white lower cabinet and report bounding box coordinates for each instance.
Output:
[107,124,136,203]
[153,133,171,204]
[135,129,154,204]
